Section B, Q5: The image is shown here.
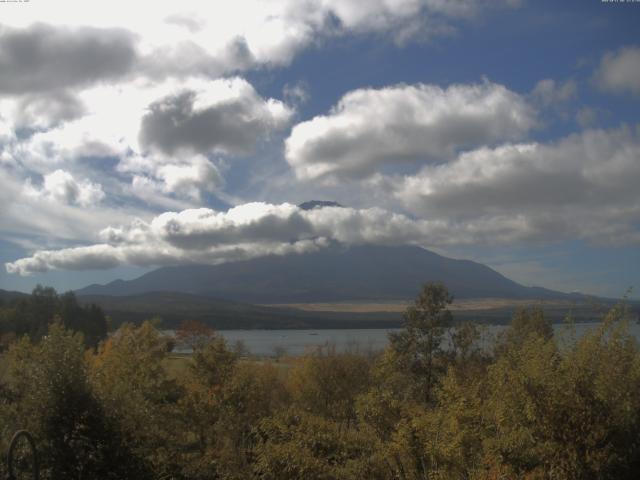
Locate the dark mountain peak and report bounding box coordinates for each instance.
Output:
[298,200,344,211]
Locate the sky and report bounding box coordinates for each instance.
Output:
[0,0,639,298]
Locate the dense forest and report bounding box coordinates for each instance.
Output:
[0,286,108,350]
[1,283,640,479]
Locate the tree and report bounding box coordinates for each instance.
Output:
[172,334,238,477]
[175,319,216,352]
[479,304,640,479]
[289,347,372,425]
[89,321,180,477]
[1,286,107,348]
[211,362,290,478]
[254,412,387,480]
[4,324,149,478]
[58,291,108,349]
[388,282,453,403]
[494,306,553,357]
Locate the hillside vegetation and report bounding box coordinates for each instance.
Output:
[1,283,640,479]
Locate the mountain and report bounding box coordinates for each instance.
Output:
[0,288,29,303]
[76,244,575,303]
[298,200,343,210]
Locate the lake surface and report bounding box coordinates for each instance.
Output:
[168,321,640,357]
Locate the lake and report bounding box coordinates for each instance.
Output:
[168,321,640,357]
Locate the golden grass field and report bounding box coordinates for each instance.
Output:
[265,298,581,313]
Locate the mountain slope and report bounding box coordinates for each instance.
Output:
[0,288,29,303]
[77,244,573,302]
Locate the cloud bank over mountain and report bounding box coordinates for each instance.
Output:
[6,203,444,274]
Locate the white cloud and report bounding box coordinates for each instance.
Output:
[316,0,519,45]
[127,175,197,211]
[0,1,518,83]
[0,115,16,164]
[5,110,130,172]
[394,125,640,245]
[9,76,289,172]
[5,202,455,275]
[156,156,224,200]
[283,81,310,106]
[10,91,86,131]
[0,168,20,206]
[0,23,137,94]
[0,168,147,244]
[595,46,640,96]
[531,78,577,107]
[30,169,106,206]
[7,244,123,273]
[139,77,293,157]
[285,80,535,179]
[0,76,289,215]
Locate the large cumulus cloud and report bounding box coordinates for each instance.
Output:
[394,125,640,245]
[139,77,293,156]
[0,23,137,94]
[285,81,535,179]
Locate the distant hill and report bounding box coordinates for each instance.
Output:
[76,244,578,303]
[0,288,29,303]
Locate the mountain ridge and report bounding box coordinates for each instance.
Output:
[76,244,579,303]
[0,288,29,302]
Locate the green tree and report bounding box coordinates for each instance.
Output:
[2,286,107,348]
[388,282,453,403]
[58,291,108,349]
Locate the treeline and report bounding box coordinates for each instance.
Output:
[1,283,640,479]
[0,285,108,350]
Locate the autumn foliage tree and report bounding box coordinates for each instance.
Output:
[175,319,216,352]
